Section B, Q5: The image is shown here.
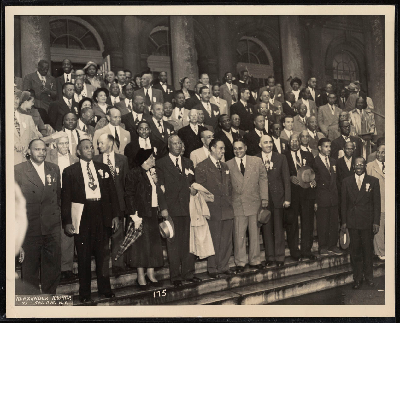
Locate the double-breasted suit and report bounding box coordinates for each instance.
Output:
[244,129,266,156]
[147,118,175,152]
[226,155,268,267]
[341,173,381,283]
[193,102,220,131]
[152,82,175,103]
[331,135,363,160]
[195,157,234,274]
[15,161,61,294]
[285,150,316,258]
[22,72,57,112]
[47,98,79,131]
[214,129,242,161]
[230,101,255,132]
[317,104,341,141]
[256,152,291,262]
[314,155,339,252]
[366,160,385,257]
[178,124,207,158]
[292,115,308,133]
[220,83,239,109]
[156,155,196,283]
[121,111,151,139]
[61,161,120,298]
[134,87,164,109]
[92,124,131,155]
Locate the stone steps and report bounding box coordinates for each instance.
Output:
[71,254,385,306]
[57,240,320,296]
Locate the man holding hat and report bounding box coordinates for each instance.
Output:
[94,133,129,269]
[314,138,343,256]
[156,134,202,287]
[226,139,268,271]
[284,135,317,261]
[195,138,235,277]
[341,157,380,289]
[256,134,291,267]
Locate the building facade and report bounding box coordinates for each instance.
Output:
[14,14,385,133]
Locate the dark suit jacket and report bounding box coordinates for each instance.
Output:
[244,129,266,156]
[336,156,355,198]
[338,96,347,110]
[193,102,220,130]
[48,99,79,131]
[61,161,120,229]
[56,74,74,100]
[341,174,381,230]
[195,157,234,221]
[282,102,297,118]
[184,94,201,110]
[331,135,363,160]
[215,129,242,161]
[229,101,255,131]
[121,112,151,139]
[124,133,166,168]
[178,124,207,158]
[314,155,339,207]
[152,82,175,103]
[22,72,57,111]
[134,87,164,108]
[272,137,289,154]
[155,155,195,217]
[285,150,316,200]
[147,118,175,146]
[307,87,321,103]
[15,161,61,237]
[256,152,291,208]
[94,153,129,215]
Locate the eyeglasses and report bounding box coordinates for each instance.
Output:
[354,164,365,167]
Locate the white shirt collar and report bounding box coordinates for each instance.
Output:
[109,124,120,135]
[255,128,263,137]
[37,71,46,82]
[138,136,151,149]
[235,155,246,168]
[103,150,115,165]
[308,129,316,139]
[31,161,45,185]
[63,96,72,105]
[169,152,181,167]
[262,151,272,162]
[190,122,198,132]
[240,99,247,107]
[342,135,351,142]
[356,173,365,184]
[209,153,219,167]
[301,145,312,153]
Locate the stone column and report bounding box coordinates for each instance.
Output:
[305,20,324,86]
[14,16,22,78]
[20,16,51,77]
[170,16,198,90]
[216,16,235,80]
[279,16,306,92]
[362,16,385,136]
[123,16,142,74]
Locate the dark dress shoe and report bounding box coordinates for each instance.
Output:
[235,266,245,273]
[253,264,265,270]
[208,272,219,279]
[302,253,317,261]
[265,261,274,267]
[187,276,202,283]
[79,296,93,304]
[352,281,361,289]
[221,269,235,276]
[276,262,284,268]
[173,280,183,287]
[136,279,148,290]
[102,292,115,299]
[365,280,375,287]
[291,254,301,261]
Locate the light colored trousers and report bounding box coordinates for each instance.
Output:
[233,214,261,266]
[374,212,385,257]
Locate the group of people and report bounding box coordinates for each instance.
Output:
[14,58,385,302]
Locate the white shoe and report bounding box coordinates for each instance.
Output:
[378,256,385,260]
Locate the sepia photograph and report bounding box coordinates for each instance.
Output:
[5,4,395,318]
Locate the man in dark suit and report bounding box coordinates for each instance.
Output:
[178,109,206,158]
[22,60,57,112]
[152,71,174,103]
[61,139,120,303]
[48,82,79,131]
[115,83,136,116]
[121,95,151,139]
[336,142,356,223]
[316,83,336,108]
[282,92,297,118]
[341,158,381,289]
[331,119,363,160]
[245,114,267,156]
[306,77,321,104]
[285,135,317,261]
[215,114,242,161]
[56,58,74,100]
[77,107,96,140]
[338,89,347,110]
[134,72,163,110]
[230,87,255,132]
[256,135,291,267]
[271,123,288,154]
[314,138,343,256]
[15,139,61,294]
[184,82,203,110]
[46,133,79,280]
[230,113,246,138]
[94,134,129,269]
[155,135,202,286]
[193,86,220,131]
[107,82,122,107]
[195,139,235,277]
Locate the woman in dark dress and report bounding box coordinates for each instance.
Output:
[176,76,195,100]
[125,148,169,288]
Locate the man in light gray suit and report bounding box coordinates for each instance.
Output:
[226,139,269,271]
[318,93,341,141]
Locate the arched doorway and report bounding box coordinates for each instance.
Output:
[236,36,274,87]
[49,16,104,77]
[332,51,359,89]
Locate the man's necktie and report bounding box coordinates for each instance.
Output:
[82,124,86,133]
[134,114,140,124]
[114,127,120,149]
[107,154,115,180]
[382,161,385,174]
[87,162,97,191]
[240,158,245,175]
[206,103,211,116]
[68,99,72,110]
[264,157,270,169]
[325,156,331,173]
[145,89,151,104]
[231,88,237,102]
[66,75,69,82]
[216,160,221,171]
[128,100,132,111]
[330,105,334,115]
[175,157,181,173]
[158,121,164,135]
[357,175,362,190]
[295,153,302,171]
[14,114,21,137]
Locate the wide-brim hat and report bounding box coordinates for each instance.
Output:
[339,228,350,249]
[257,208,271,226]
[345,82,358,92]
[297,165,315,189]
[159,215,175,242]
[83,61,98,70]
